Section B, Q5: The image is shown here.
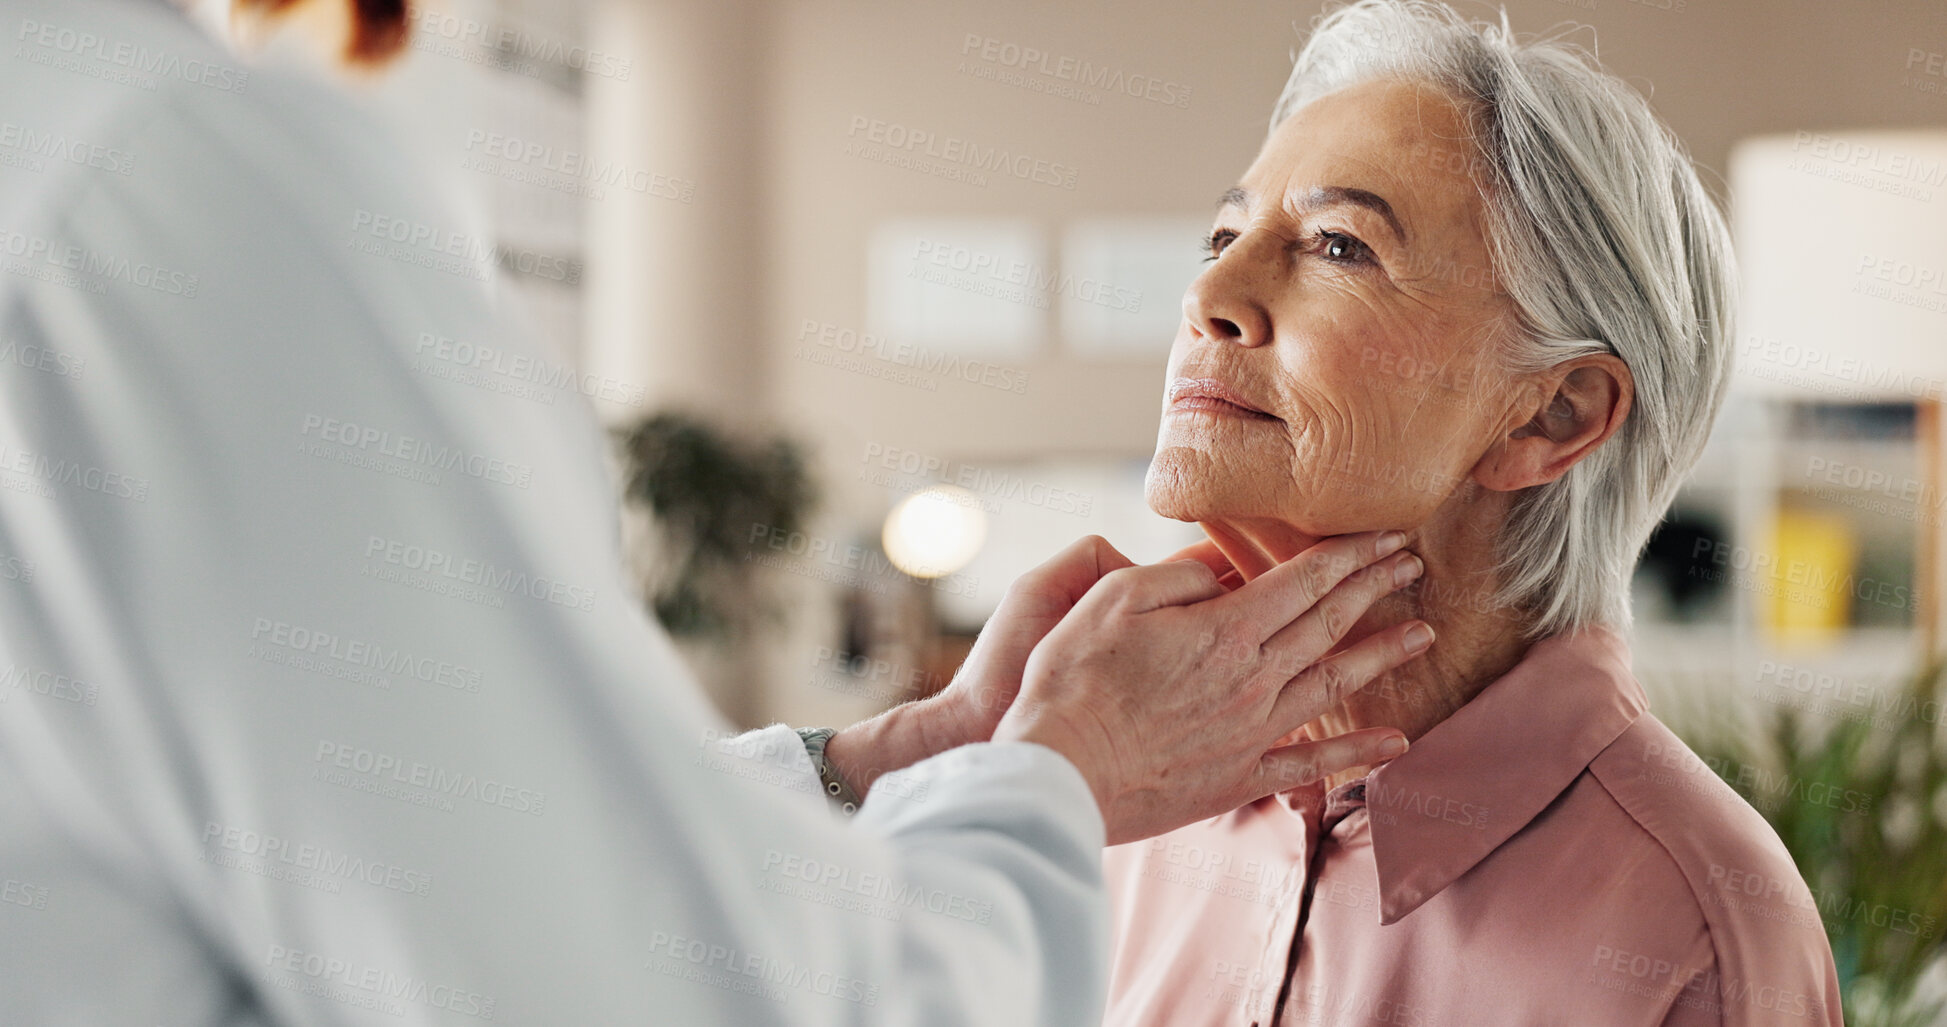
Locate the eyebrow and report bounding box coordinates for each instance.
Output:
[1218,185,1407,245]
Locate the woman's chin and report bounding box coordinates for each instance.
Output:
[1142,479,1250,525]
[1142,460,1206,522]
[1145,479,1282,531]
[1144,452,1273,522]
[1143,489,1201,524]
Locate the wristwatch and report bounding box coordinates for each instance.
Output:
[795,727,864,817]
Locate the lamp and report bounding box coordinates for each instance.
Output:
[882,486,987,579]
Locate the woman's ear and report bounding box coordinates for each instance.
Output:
[1472,353,1633,492]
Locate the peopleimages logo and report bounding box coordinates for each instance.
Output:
[645,931,881,1007]
[299,413,534,489]
[250,617,483,694]
[1741,333,1947,401]
[461,130,693,203]
[349,209,581,286]
[263,944,496,1019]
[0,121,136,175]
[760,849,994,923]
[415,332,646,406]
[414,10,632,81]
[907,238,1141,313]
[845,115,1079,190]
[859,443,1093,516]
[1787,132,1945,196]
[0,441,149,502]
[203,821,432,896]
[0,227,198,296]
[1754,658,1945,729]
[14,18,250,93]
[958,34,1192,108]
[0,661,98,706]
[0,338,84,380]
[362,535,597,612]
[1689,537,1914,613]
[312,740,546,816]
[796,320,1030,395]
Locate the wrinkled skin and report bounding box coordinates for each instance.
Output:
[1148,78,1634,779]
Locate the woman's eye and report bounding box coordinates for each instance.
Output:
[1201,228,1237,262]
[1317,231,1371,264]
[1201,227,1371,266]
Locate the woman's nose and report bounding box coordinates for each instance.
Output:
[1181,243,1273,348]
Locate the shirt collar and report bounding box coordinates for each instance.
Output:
[1342,626,1647,925]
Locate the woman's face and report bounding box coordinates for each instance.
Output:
[1146,78,1526,536]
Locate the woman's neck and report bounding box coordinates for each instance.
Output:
[1200,498,1533,793]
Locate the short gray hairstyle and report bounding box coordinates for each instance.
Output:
[1272,0,1736,638]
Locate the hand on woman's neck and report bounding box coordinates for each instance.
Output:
[1199,488,1535,793]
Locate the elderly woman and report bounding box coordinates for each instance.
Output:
[1101,2,1842,1025]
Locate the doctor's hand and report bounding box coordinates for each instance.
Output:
[934,536,1234,747]
[992,530,1431,845]
[824,534,1215,796]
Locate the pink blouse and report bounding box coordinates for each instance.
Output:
[1101,628,1844,1026]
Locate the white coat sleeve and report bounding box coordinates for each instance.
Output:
[0,2,1109,1024]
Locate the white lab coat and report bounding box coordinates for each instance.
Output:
[0,0,1108,1023]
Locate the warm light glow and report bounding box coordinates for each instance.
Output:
[882,487,987,579]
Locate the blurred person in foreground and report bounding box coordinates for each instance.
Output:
[0,0,1439,1022]
[1099,3,1841,1025]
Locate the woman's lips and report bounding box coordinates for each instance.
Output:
[1166,377,1280,421]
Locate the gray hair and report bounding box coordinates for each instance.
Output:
[1272,0,1736,638]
